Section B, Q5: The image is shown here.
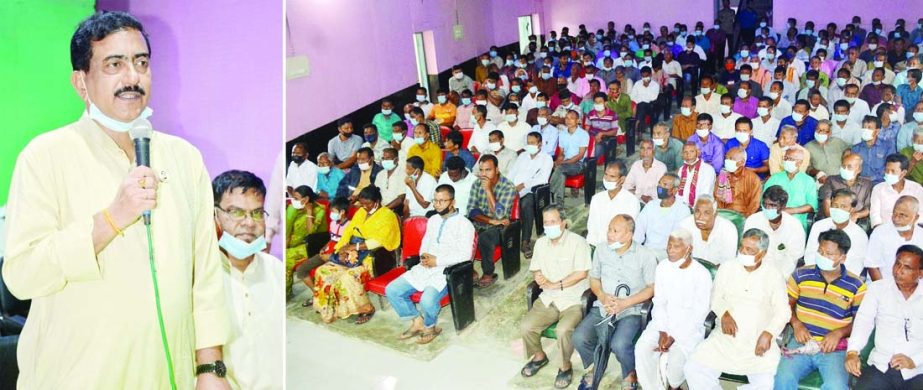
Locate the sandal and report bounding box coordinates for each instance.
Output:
[416,326,442,344]
[398,327,422,340]
[477,274,497,288]
[576,373,593,390]
[519,357,549,377]
[301,296,313,307]
[554,368,573,389]
[354,310,375,325]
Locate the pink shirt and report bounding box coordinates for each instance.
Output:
[624,159,668,200]
[587,108,620,136]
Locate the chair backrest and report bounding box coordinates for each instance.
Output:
[0,258,30,319]
[510,195,520,221]
[584,135,597,161]
[716,209,745,244]
[401,217,429,260]
[440,126,452,141]
[459,128,473,149]
[695,257,719,280]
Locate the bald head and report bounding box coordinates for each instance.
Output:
[785,147,804,162]
[727,146,747,163]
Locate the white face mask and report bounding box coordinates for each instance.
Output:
[757,107,769,117]
[720,105,732,114]
[82,76,153,133]
[291,199,305,210]
[537,116,548,126]
[791,112,805,122]
[735,131,750,143]
[681,107,692,116]
[218,232,267,260]
[814,132,828,143]
[382,159,397,171]
[602,179,619,191]
[895,222,914,232]
[525,144,539,155]
[357,162,371,171]
[544,224,563,239]
[840,167,856,181]
[608,240,625,250]
[861,128,875,141]
[769,91,780,100]
[489,142,502,152]
[724,159,738,172]
[594,103,605,112]
[696,128,710,138]
[505,114,517,123]
[737,253,757,267]
[653,138,665,146]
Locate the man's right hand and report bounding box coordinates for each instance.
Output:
[792,320,812,344]
[109,166,159,228]
[845,352,862,377]
[721,311,738,337]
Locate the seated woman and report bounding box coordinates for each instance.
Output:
[294,196,351,307]
[285,186,328,298]
[312,186,400,324]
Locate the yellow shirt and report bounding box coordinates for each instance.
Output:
[407,142,444,178]
[428,103,457,126]
[3,116,230,389]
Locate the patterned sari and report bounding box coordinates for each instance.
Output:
[284,203,327,296]
[312,206,400,322]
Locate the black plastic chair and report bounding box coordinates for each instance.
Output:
[531,184,551,237]
[403,256,476,332]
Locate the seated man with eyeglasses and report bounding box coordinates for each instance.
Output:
[212,170,283,389]
[846,244,923,389]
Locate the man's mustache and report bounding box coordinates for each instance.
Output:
[114,85,146,97]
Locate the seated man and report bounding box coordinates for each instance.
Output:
[846,245,923,389]
[713,93,744,141]
[778,99,819,145]
[573,215,657,390]
[624,140,668,202]
[586,92,620,164]
[532,106,558,156]
[805,189,870,275]
[508,132,553,258]
[484,129,518,177]
[635,228,712,390]
[715,146,763,216]
[442,130,476,171]
[385,185,475,345]
[586,160,641,247]
[374,148,406,215]
[427,89,457,126]
[361,123,388,164]
[468,154,516,288]
[769,125,811,174]
[652,122,685,172]
[764,147,818,230]
[634,173,691,259]
[519,205,591,388]
[328,117,364,169]
[805,119,851,184]
[407,124,443,178]
[870,153,923,228]
[685,229,791,390]
[212,170,283,389]
[753,97,781,144]
[775,229,866,390]
[672,96,698,140]
[679,194,738,266]
[819,152,873,222]
[676,142,717,207]
[549,110,590,203]
[630,66,661,135]
[496,103,530,152]
[687,113,725,172]
[313,152,345,200]
[852,115,898,184]
[335,147,381,200]
[403,156,437,218]
[724,116,770,176]
[865,195,923,281]
[744,185,807,278]
[286,142,317,192]
[438,156,478,216]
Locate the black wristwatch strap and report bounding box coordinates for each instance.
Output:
[196,360,227,378]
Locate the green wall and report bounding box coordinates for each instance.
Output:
[0,0,95,206]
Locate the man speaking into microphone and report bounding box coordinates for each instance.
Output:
[2,11,231,390]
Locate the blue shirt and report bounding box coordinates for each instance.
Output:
[443,149,476,171]
[725,137,770,172]
[316,167,345,197]
[558,127,591,160]
[687,133,725,173]
[897,84,923,117]
[851,137,897,184]
[778,116,819,145]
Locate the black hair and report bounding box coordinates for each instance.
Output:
[696,113,714,125]
[330,196,350,213]
[337,117,353,127]
[489,129,505,139]
[763,185,789,207]
[896,244,923,269]
[818,229,852,255]
[71,11,150,72]
[435,184,456,199]
[886,153,910,171]
[445,156,466,171]
[479,154,499,167]
[604,159,627,176]
[735,116,753,129]
[357,186,383,203]
[356,147,373,159]
[293,185,316,201]
[212,170,266,204]
[406,156,425,171]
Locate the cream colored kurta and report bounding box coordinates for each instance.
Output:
[3,116,230,389]
[221,252,283,390]
[690,260,791,375]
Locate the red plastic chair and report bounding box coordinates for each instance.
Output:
[366,217,428,302]
[459,128,473,149]
[440,126,452,141]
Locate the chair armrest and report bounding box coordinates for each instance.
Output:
[404,255,421,270]
[584,290,598,316]
[526,281,541,311]
[640,300,653,330]
[703,311,717,338]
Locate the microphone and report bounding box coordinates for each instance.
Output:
[129,119,154,225]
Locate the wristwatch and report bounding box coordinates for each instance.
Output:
[196,360,227,378]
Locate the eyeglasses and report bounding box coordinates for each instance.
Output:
[215,206,268,221]
[101,55,150,76]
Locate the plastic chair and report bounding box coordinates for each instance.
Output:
[563,137,598,206]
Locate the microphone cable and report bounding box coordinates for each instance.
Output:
[145,218,177,390]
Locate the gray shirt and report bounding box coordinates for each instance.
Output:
[448,75,475,94]
[327,134,363,164]
[590,241,657,317]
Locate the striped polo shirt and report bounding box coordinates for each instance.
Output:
[586,109,618,137]
[787,264,866,340]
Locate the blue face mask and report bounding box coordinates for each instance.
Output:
[461,97,472,105]
[762,208,780,220]
[365,134,377,143]
[656,186,670,199]
[218,232,267,259]
[815,254,837,271]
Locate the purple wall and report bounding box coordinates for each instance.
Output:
[97,0,283,185]
[287,0,541,139]
[541,0,715,39]
[772,0,922,33]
